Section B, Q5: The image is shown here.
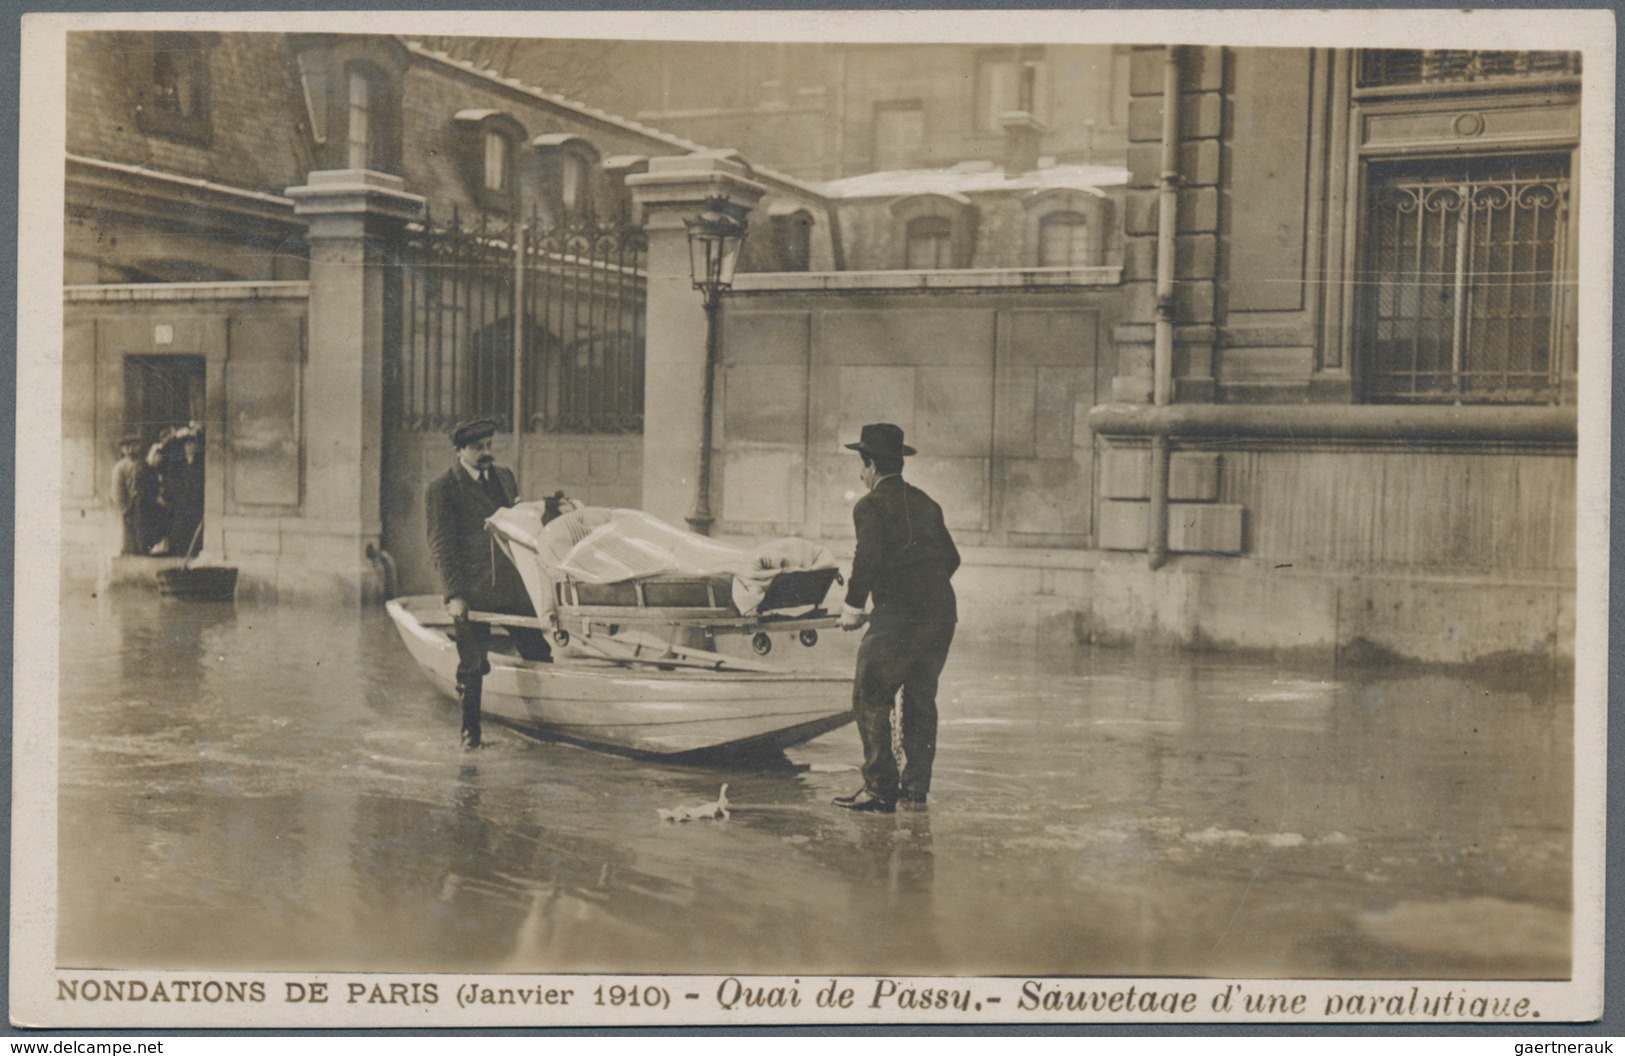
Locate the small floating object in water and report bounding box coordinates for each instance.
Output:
[658,783,730,823]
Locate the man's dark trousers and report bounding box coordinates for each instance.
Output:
[854,619,956,801]
[452,615,492,742]
[451,606,551,744]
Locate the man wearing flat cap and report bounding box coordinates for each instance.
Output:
[833,423,960,813]
[425,417,557,749]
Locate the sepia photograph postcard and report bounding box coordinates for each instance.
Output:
[10,7,1614,1030]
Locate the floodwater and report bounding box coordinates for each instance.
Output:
[56,588,1573,980]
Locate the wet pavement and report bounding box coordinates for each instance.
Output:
[57,588,1572,980]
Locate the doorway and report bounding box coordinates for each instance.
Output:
[124,354,205,444]
[124,354,207,557]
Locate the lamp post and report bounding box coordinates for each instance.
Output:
[682,197,750,535]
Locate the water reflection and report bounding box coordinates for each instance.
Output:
[57,589,1573,980]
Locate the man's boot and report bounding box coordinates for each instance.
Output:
[459,678,483,750]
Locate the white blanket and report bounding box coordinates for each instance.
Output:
[487,505,837,616]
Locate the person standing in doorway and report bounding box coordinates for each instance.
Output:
[111,434,155,556]
[833,423,960,813]
[164,428,206,558]
[425,417,558,750]
[140,440,169,554]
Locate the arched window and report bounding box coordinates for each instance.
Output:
[905,216,954,269]
[153,43,203,118]
[484,129,511,194]
[290,38,405,173]
[532,135,602,223]
[1022,189,1107,269]
[136,32,212,142]
[889,193,977,270]
[346,66,377,170]
[454,111,526,213]
[1038,211,1091,267]
[767,206,814,272]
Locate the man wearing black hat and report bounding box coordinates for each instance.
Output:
[425,417,556,749]
[833,423,960,813]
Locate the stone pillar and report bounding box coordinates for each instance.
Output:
[626,155,768,530]
[284,169,424,604]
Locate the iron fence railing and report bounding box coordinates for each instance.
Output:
[1358,49,1580,88]
[1361,164,1570,404]
[394,207,645,435]
[521,214,646,434]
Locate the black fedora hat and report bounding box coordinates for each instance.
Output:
[844,422,917,458]
[450,417,498,448]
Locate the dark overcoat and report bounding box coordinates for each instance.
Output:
[424,461,532,613]
[844,474,960,629]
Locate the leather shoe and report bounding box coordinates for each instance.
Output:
[833,790,895,813]
[897,794,928,810]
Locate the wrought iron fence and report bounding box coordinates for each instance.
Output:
[1360,161,1570,403]
[520,212,646,434]
[394,207,646,434]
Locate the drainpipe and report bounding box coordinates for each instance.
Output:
[1148,44,1183,571]
[511,222,526,493]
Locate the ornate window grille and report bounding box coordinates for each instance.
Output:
[1360,158,1570,403]
[1358,49,1580,88]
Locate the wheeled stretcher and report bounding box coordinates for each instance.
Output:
[486,504,846,658]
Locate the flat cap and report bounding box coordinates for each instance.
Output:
[451,417,498,448]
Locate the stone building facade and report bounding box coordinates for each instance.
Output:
[1082,46,1580,663]
[62,30,1121,605]
[59,33,1583,667]
[527,41,1131,182]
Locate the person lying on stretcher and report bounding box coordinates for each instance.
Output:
[485,504,840,621]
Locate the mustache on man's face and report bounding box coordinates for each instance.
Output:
[476,453,495,466]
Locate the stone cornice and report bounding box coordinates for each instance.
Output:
[64,281,311,303]
[284,169,426,222]
[731,266,1122,292]
[1087,402,1577,445]
[66,154,301,229]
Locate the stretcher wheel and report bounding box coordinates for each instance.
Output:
[552,628,571,647]
[798,629,819,647]
[751,632,773,656]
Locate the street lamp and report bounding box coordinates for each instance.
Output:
[683,197,750,535]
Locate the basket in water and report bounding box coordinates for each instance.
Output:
[156,565,239,601]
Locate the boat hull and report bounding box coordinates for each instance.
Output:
[386,596,854,757]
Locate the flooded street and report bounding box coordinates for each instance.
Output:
[57,588,1572,980]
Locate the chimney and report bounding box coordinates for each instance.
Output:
[1000,110,1048,177]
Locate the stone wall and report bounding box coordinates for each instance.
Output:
[714,277,1123,548]
[66,32,314,195]
[62,283,313,594]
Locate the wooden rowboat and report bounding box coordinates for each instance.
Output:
[385,595,855,758]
